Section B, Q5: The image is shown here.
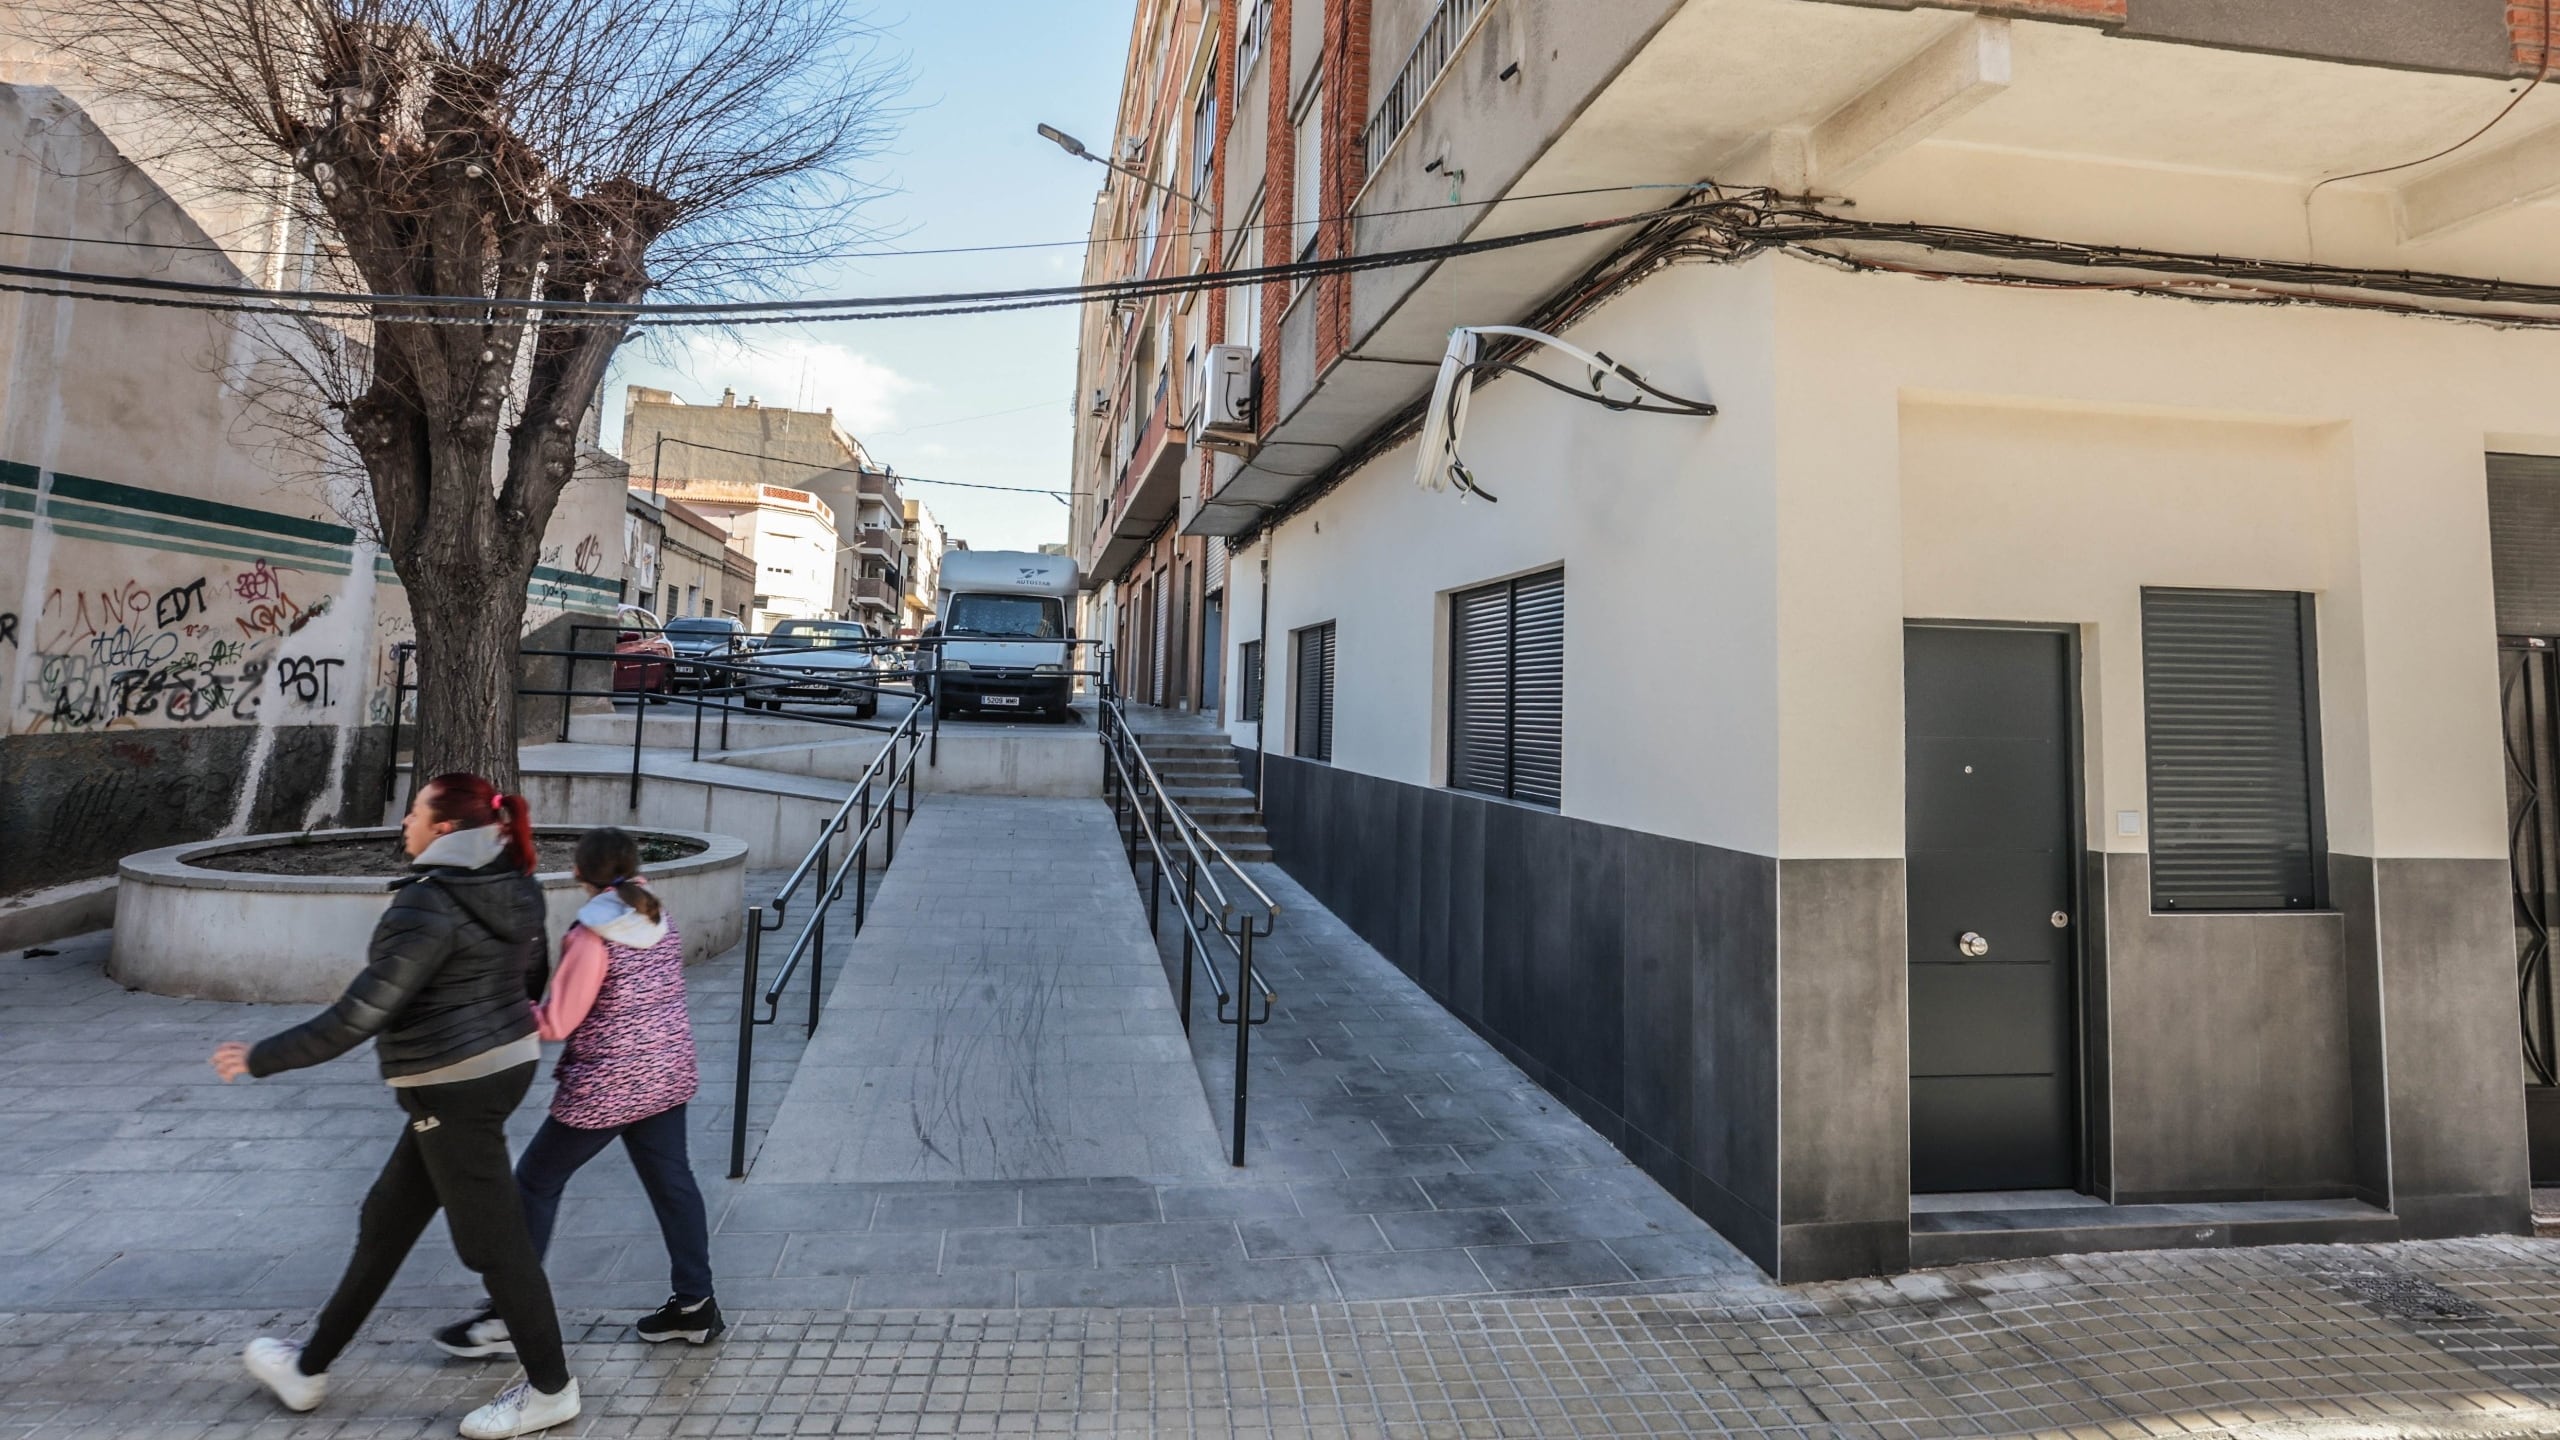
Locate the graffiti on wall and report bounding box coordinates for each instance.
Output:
[13,560,350,735]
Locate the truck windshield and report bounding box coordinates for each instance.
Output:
[946,594,1062,639]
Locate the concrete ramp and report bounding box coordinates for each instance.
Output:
[748,795,1229,1182]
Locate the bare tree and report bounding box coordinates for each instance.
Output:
[52,0,897,785]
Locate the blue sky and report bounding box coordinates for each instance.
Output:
[602,1,1138,553]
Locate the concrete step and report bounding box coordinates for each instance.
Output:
[1135,741,1236,759]
[1907,1198,2397,1269]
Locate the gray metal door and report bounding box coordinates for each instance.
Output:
[1905,624,2079,1193]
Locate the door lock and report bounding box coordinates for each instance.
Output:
[2051,910,2070,929]
[1957,932,1990,957]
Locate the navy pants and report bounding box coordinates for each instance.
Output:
[516,1104,714,1301]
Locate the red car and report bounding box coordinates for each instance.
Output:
[611,605,676,696]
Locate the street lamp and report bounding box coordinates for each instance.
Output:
[1038,123,1202,216]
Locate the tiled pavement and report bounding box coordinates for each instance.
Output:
[9,1240,2560,1436]
[14,802,2560,1433]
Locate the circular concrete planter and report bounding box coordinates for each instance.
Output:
[110,826,747,1004]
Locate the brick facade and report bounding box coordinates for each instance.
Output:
[2515,1,2557,71]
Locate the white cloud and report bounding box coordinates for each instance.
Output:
[636,335,924,432]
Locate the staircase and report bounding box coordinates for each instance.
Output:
[1131,731,1273,863]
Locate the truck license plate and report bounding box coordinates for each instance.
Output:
[985,695,1020,707]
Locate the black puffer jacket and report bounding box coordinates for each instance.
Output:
[248,854,548,1080]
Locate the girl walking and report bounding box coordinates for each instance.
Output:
[436,826,722,1356]
[213,773,580,1439]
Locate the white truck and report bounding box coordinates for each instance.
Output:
[929,550,1081,719]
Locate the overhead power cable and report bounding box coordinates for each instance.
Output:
[0,179,1726,265]
[0,203,1698,324]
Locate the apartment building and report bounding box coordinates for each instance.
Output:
[1086,0,2560,1281]
[903,498,950,636]
[1069,0,1232,711]
[625,386,909,631]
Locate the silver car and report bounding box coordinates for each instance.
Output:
[744,619,880,717]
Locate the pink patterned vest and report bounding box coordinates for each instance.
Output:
[549,919,699,1130]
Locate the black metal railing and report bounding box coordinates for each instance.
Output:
[1097,692,1277,1167]
[727,695,927,1177]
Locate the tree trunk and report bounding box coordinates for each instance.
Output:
[406,568,532,793]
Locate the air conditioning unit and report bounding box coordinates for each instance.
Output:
[1193,344,1255,451]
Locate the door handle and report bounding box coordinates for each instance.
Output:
[1957,932,1990,957]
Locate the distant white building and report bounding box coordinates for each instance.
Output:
[651,480,839,629]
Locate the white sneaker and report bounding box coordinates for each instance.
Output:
[243,1336,325,1412]
[459,1375,581,1438]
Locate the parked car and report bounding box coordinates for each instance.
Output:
[610,604,675,697]
[664,615,747,690]
[745,618,880,717]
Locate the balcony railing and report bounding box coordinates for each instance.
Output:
[852,575,898,611]
[1359,0,1495,178]
[856,526,899,558]
[858,470,901,508]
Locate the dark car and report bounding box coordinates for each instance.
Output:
[664,616,746,690]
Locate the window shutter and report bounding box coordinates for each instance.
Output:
[2490,453,2560,636]
[1292,622,1334,760]
[1449,583,1511,796]
[1448,569,1564,806]
[1508,569,1566,808]
[2141,587,2323,910]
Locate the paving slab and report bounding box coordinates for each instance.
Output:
[745,795,1229,1183]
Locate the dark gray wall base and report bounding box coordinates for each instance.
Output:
[1251,751,1784,1275]
[2099,852,2358,1198]
[0,723,391,895]
[2367,857,2532,1230]
[1776,857,1907,1283]
[1779,1219,1908,1284]
[2395,1191,2533,1241]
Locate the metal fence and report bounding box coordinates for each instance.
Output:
[1358,0,1496,179]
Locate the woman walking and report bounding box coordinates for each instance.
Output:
[212,774,580,1440]
[436,826,722,1357]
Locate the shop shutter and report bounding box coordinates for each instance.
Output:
[1239,639,1264,721]
[2141,587,2323,910]
[1292,621,1334,760]
[2490,453,2560,637]
[1205,537,1227,596]
[1448,568,1564,806]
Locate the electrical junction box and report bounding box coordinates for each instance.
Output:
[1195,344,1256,450]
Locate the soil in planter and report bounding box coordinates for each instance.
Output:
[196,833,709,877]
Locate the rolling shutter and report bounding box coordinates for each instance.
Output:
[2490,453,2560,637]
[1292,622,1334,760]
[1448,568,1565,807]
[2141,587,2323,910]
[1508,569,1566,807]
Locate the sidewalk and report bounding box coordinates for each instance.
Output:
[6,1239,2560,1437]
[12,830,2560,1434]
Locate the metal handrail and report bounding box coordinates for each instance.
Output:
[1096,690,1278,1167]
[725,697,927,1178]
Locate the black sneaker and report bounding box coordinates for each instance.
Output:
[432,1308,514,1358]
[635,1294,725,1345]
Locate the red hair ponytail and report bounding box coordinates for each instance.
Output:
[421,772,540,872]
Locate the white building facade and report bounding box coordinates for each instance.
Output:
[1184,0,2560,1281]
